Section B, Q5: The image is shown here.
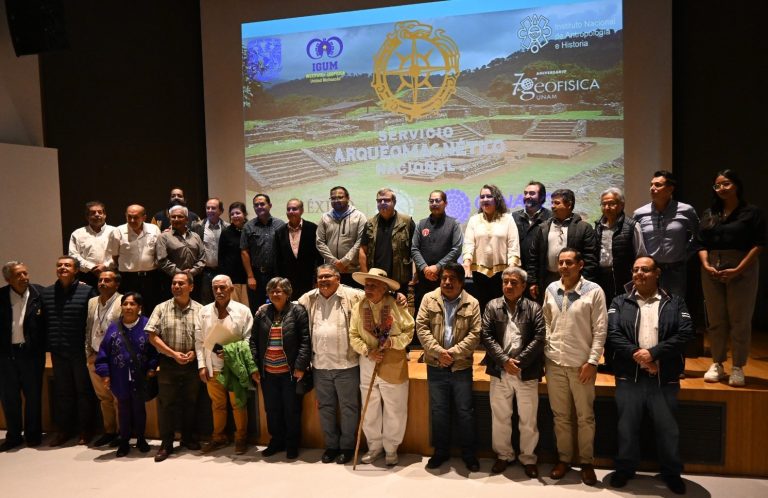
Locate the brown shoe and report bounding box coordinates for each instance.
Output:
[234,440,248,455]
[77,432,93,445]
[550,461,571,479]
[48,433,72,447]
[524,463,539,478]
[201,440,228,454]
[580,464,597,486]
[154,446,171,463]
[491,459,509,474]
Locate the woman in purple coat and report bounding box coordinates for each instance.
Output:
[95,292,158,457]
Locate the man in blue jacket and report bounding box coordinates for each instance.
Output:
[605,256,693,495]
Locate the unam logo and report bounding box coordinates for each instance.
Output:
[245,38,282,82]
[517,14,552,54]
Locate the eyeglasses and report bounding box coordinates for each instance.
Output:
[600,201,619,207]
[428,199,443,204]
[632,266,655,273]
[712,181,733,191]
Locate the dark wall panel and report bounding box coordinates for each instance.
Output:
[40,0,207,247]
[672,1,768,328]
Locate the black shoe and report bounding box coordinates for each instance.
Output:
[25,437,42,448]
[322,448,340,463]
[336,449,354,464]
[664,475,686,495]
[109,437,122,448]
[286,447,299,459]
[261,444,285,457]
[426,453,450,469]
[93,433,118,447]
[182,440,201,451]
[136,438,151,453]
[462,456,480,472]
[610,470,635,488]
[0,438,24,452]
[116,442,131,457]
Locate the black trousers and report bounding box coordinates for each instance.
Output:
[261,372,303,449]
[157,356,200,447]
[50,351,95,434]
[0,347,45,443]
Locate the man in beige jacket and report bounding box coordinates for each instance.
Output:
[415,261,481,472]
[85,271,122,447]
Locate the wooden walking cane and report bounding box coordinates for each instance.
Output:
[353,361,382,470]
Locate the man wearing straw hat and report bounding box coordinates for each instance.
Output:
[349,268,414,466]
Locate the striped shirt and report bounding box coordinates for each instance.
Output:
[264,325,290,374]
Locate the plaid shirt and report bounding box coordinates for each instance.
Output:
[145,298,202,353]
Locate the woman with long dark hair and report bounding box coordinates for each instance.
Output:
[699,170,765,387]
[462,184,521,312]
[95,292,158,456]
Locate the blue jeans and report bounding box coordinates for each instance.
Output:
[615,375,683,477]
[427,365,475,457]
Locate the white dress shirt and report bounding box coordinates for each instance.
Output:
[69,224,116,272]
[10,288,29,344]
[107,222,160,272]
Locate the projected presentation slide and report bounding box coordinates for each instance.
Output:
[241,0,623,224]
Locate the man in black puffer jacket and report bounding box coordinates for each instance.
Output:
[605,256,693,495]
[41,256,96,447]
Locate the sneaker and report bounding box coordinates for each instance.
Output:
[704,363,726,382]
[729,366,746,386]
[385,451,399,466]
[361,448,383,464]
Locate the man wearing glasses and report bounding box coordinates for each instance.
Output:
[274,199,322,299]
[240,193,285,311]
[632,170,699,297]
[359,188,416,291]
[594,188,646,301]
[527,189,598,302]
[411,190,463,315]
[316,186,368,288]
[605,256,692,494]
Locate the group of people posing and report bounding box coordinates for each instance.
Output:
[0,169,763,496]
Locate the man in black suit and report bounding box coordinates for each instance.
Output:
[275,198,322,299]
[0,261,46,450]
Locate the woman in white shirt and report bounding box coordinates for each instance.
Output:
[462,184,521,312]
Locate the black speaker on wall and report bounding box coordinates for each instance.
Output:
[5,0,69,56]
